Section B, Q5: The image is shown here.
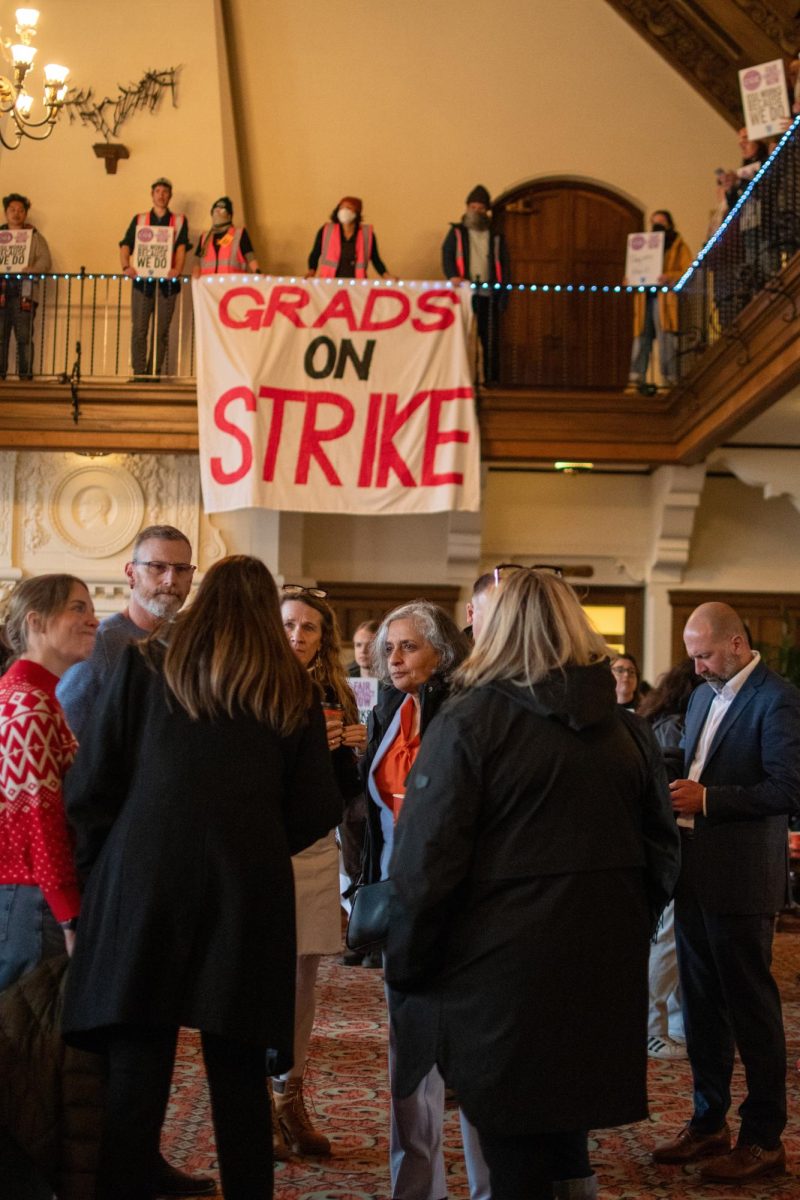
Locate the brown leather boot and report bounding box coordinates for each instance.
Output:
[268,1081,291,1161]
[273,1076,331,1156]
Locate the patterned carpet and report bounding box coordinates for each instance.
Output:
[162,930,800,1199]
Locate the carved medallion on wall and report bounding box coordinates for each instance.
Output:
[49,465,145,558]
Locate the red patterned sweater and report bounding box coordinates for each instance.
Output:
[0,658,81,921]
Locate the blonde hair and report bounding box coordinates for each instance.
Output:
[148,556,312,733]
[457,570,610,689]
[280,590,358,724]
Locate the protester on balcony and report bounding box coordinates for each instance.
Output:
[193,197,260,277]
[725,130,771,295]
[442,185,511,387]
[306,196,392,280]
[628,210,691,392]
[0,194,52,382]
[119,177,190,380]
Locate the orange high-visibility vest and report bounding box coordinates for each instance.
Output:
[453,226,504,283]
[136,211,186,272]
[318,222,374,278]
[198,227,248,274]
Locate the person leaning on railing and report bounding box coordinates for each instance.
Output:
[0,193,52,382]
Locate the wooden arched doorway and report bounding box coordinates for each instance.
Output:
[493,181,643,388]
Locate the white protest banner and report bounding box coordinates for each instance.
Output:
[193,277,481,516]
[625,231,664,286]
[739,60,790,141]
[0,228,32,272]
[348,675,379,724]
[133,224,175,278]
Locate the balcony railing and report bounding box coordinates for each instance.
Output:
[676,118,800,374]
[3,109,797,399]
[0,273,196,382]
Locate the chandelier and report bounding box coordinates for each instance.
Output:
[0,7,69,149]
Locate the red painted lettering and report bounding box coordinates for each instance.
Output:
[296,393,355,485]
[360,289,411,332]
[376,391,429,487]
[412,290,459,333]
[421,388,471,485]
[210,386,256,484]
[219,287,264,331]
[312,291,358,331]
[260,387,297,481]
[260,285,311,329]
[357,393,383,487]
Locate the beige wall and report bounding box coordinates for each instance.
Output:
[227,0,735,277]
[1,0,234,271]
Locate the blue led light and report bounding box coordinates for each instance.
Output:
[675,116,800,291]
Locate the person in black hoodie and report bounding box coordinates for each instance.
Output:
[385,569,680,1200]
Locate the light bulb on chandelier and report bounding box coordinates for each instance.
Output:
[0,6,69,149]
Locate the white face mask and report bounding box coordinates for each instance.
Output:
[337,207,357,225]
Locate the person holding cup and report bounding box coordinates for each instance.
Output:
[276,585,363,1158]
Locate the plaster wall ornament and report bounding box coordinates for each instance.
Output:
[0,452,16,566]
[648,464,707,583]
[18,456,51,554]
[709,448,800,515]
[50,464,144,558]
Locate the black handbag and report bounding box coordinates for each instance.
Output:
[345,879,394,952]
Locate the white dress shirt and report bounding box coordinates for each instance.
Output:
[678,650,761,828]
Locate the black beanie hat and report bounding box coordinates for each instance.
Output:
[466,184,491,207]
[211,196,234,216]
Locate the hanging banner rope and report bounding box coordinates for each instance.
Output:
[193,277,481,516]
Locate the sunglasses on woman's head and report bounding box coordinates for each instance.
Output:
[282,583,329,600]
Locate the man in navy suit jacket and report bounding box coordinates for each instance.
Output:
[652,602,800,1183]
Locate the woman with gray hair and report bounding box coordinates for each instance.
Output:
[361,600,490,1200]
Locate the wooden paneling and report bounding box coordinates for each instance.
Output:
[669,590,800,665]
[495,183,641,389]
[316,582,463,641]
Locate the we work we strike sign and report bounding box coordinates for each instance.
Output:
[0,228,32,271]
[193,278,481,516]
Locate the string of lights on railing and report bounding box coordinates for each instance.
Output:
[674,114,800,293]
[0,272,674,292]
[0,6,69,150]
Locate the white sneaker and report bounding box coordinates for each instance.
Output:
[648,1035,688,1060]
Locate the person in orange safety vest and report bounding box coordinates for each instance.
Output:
[306,196,392,280]
[193,197,260,276]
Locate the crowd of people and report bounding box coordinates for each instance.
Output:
[0,180,510,385]
[1,539,799,1200]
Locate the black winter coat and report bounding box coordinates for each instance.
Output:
[62,645,342,1067]
[384,663,680,1135]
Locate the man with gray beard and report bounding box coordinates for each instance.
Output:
[442,184,511,386]
[57,524,213,1197]
[58,525,196,741]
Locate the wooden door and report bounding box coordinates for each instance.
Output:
[494,182,642,388]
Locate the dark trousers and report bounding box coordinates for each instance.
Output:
[473,296,502,385]
[131,286,177,376]
[0,295,35,378]
[674,840,786,1148]
[477,1128,590,1200]
[96,1025,273,1200]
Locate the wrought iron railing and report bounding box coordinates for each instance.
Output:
[676,118,800,374]
[0,272,196,381]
